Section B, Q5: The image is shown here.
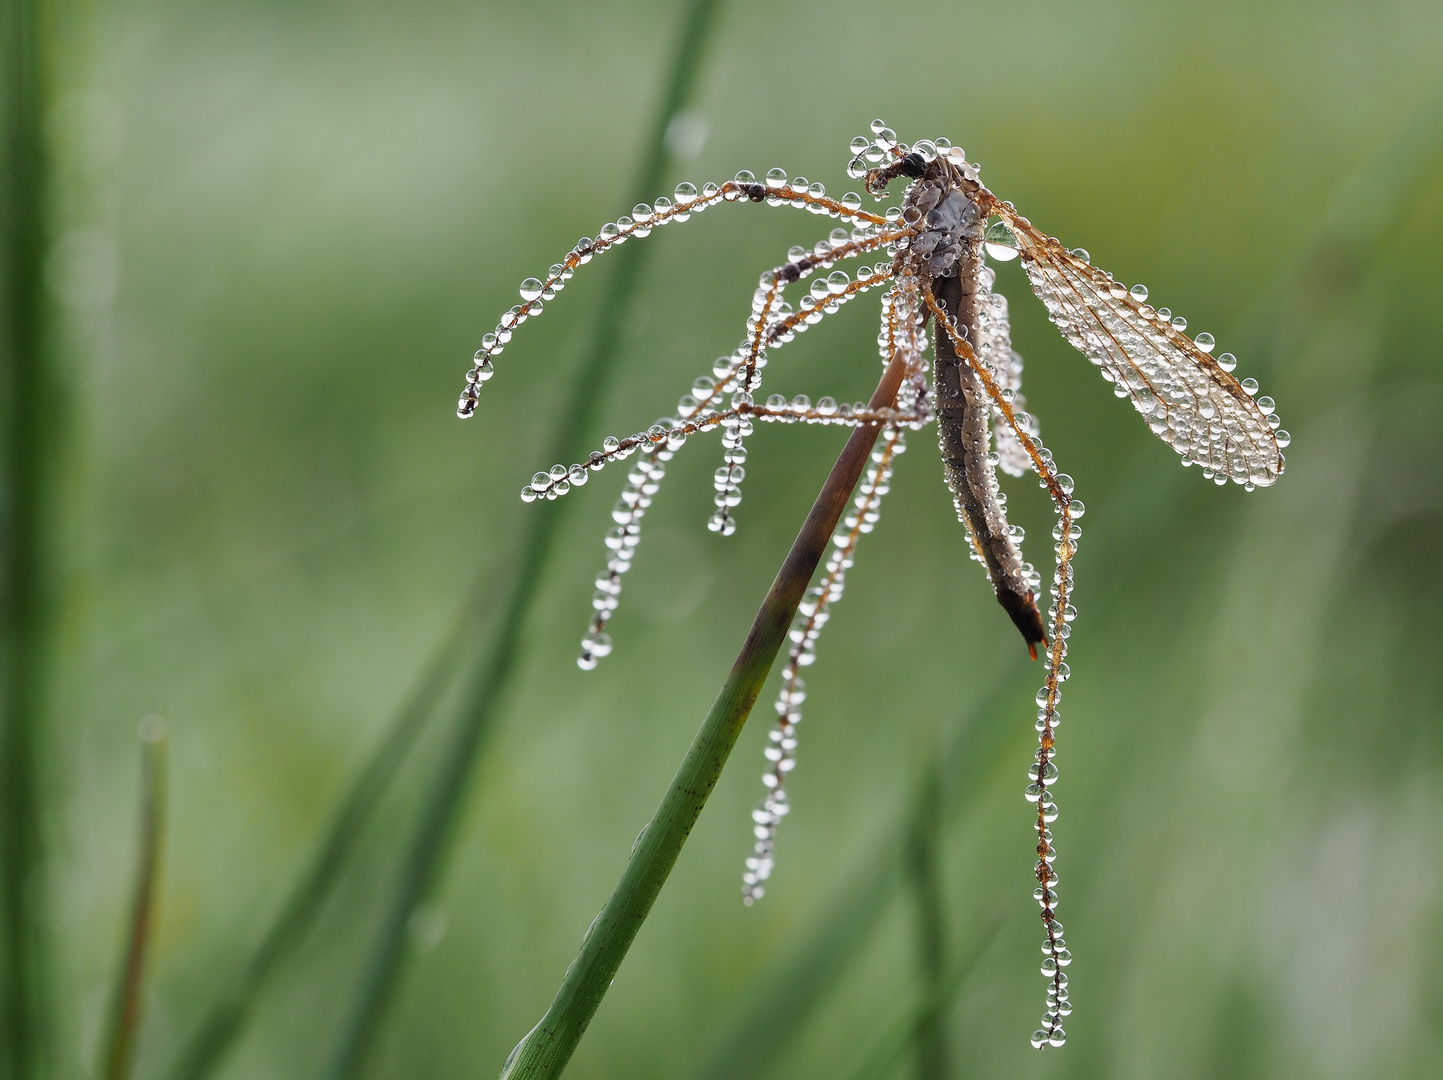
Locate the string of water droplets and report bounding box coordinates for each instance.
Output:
[743,425,905,904]
[545,228,908,666]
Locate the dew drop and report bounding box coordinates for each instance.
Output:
[519,278,543,302]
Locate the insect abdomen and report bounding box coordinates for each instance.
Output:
[932,251,1046,653]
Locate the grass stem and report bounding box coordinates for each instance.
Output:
[314,3,725,1078]
[1,0,53,1074]
[499,351,909,1080]
[101,719,168,1080]
[907,725,948,1080]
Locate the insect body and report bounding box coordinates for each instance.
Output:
[458,122,1286,1048]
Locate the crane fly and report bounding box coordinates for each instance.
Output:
[457,121,1287,1048]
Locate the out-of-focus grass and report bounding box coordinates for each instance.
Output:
[2,0,56,1075]
[35,1,1443,1078]
[100,719,166,1080]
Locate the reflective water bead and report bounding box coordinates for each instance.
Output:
[870,118,887,134]
[1031,1031,1050,1050]
[1241,378,1259,395]
[1170,315,1187,332]
[674,181,697,201]
[472,356,495,382]
[849,135,870,154]
[519,278,543,302]
[1217,351,1237,371]
[984,221,1019,261]
[1194,331,1216,352]
[1275,429,1291,448]
[765,167,788,188]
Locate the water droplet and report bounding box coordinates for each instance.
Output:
[519,278,543,302]
[984,221,1019,261]
[1194,331,1215,352]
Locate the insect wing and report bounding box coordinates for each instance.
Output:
[993,205,1285,488]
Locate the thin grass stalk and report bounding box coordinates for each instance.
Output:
[1,0,53,1074]
[499,351,909,1080]
[165,583,490,1080]
[838,911,1003,1080]
[316,3,725,1078]
[100,719,168,1080]
[907,726,947,1080]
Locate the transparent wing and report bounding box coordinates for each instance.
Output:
[974,263,1036,477]
[993,205,1285,488]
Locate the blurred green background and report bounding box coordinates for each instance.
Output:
[22,0,1443,1077]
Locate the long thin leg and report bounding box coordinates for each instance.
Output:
[924,285,1081,1047]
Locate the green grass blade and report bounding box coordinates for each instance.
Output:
[838,911,1004,1080]
[101,719,168,1080]
[316,3,726,1078]
[1,0,54,1075]
[907,727,948,1080]
[163,578,494,1080]
[498,353,911,1080]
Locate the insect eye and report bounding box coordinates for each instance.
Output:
[901,152,926,178]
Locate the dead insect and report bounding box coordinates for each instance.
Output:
[457,120,1286,1048]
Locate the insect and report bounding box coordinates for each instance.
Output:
[457,121,1287,1049]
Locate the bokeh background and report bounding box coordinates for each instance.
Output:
[28,0,1443,1077]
